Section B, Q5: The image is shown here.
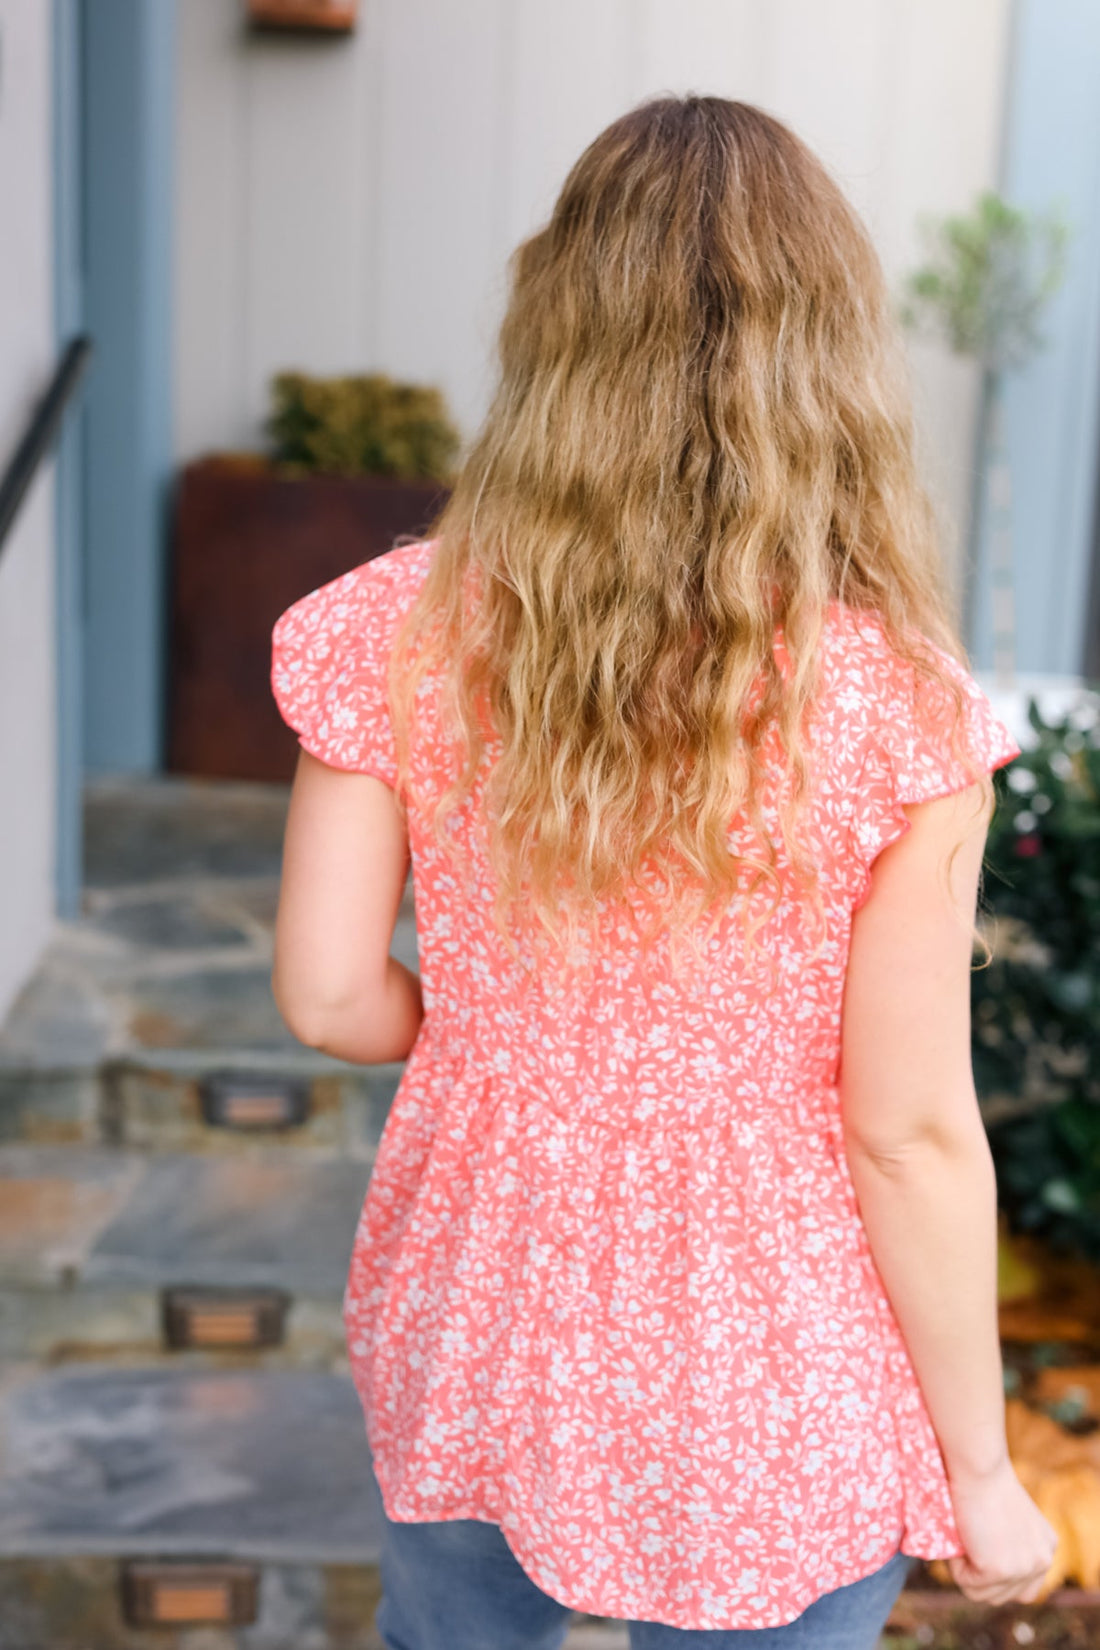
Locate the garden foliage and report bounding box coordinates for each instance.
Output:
[976,699,1100,1261]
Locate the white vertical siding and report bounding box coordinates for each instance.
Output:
[0,0,57,1018]
[174,3,250,457]
[501,0,637,242]
[368,0,510,408]
[174,0,1010,577]
[637,0,772,101]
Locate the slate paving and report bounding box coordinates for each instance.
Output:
[0,1143,367,1294]
[82,1151,368,1293]
[0,777,411,1166]
[0,1144,140,1283]
[0,1363,385,1562]
[0,777,418,1079]
[0,780,390,1644]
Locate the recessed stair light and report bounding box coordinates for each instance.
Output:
[162,1285,291,1349]
[121,1560,259,1626]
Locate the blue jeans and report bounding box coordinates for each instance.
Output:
[375,1510,918,1649]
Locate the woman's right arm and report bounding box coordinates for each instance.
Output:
[839,782,1058,1607]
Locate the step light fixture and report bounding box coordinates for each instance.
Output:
[162,1285,291,1350]
[199,1071,310,1130]
[121,1560,259,1627]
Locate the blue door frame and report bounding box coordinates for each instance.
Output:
[52,0,176,913]
[53,0,84,918]
[79,0,176,777]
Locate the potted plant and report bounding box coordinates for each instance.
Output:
[900,191,1069,686]
[167,371,460,782]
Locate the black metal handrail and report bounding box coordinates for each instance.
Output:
[0,335,93,556]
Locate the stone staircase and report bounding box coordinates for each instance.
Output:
[0,777,628,1649]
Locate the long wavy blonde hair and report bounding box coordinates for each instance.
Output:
[387,95,990,980]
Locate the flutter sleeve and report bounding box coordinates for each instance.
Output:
[270,560,399,786]
[848,627,1021,909]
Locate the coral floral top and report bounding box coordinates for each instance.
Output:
[271,537,1021,1631]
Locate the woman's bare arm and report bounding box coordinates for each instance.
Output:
[272,749,424,1064]
[839,782,1008,1487]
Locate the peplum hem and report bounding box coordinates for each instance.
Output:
[367,1450,922,1632]
[345,1057,966,1632]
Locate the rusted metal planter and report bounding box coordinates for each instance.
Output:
[167,455,448,783]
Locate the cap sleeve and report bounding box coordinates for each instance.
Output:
[270,560,399,785]
[848,630,1021,909]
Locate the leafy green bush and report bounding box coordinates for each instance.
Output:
[267,371,461,481]
[975,698,1100,1260]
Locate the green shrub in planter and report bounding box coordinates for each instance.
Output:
[267,371,462,481]
[975,697,1100,1261]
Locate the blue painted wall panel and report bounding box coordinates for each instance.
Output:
[971,0,1100,676]
[81,0,175,773]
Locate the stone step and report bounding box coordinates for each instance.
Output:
[0,1359,628,1649]
[0,876,411,1154]
[0,1143,373,1366]
[0,774,418,1152]
[0,1559,632,1650]
[0,1048,405,1158]
[0,1361,385,1564]
[0,1555,387,1650]
[0,1358,385,1649]
[110,1051,403,1157]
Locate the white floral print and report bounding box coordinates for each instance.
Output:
[270,540,1021,1630]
